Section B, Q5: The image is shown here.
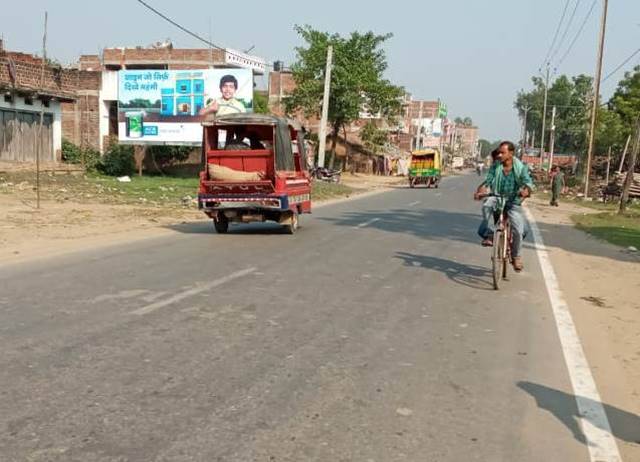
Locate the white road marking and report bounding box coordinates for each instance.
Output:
[130,267,257,316]
[355,218,380,229]
[524,207,622,462]
[408,201,421,207]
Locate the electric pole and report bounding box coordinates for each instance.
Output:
[36,11,48,210]
[317,45,333,168]
[521,105,530,155]
[539,64,550,170]
[548,106,557,171]
[584,0,609,198]
[415,101,424,150]
[619,117,640,214]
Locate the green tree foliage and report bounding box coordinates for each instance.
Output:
[609,66,640,138]
[147,145,193,172]
[454,117,474,127]
[61,138,100,171]
[99,142,135,176]
[253,92,269,114]
[361,122,388,154]
[515,74,593,155]
[285,25,404,165]
[478,139,500,158]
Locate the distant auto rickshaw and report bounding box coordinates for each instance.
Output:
[408,148,441,188]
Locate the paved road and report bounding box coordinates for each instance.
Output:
[0,174,591,461]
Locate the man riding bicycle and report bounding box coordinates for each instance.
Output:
[474,141,534,272]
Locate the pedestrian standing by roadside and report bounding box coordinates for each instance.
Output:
[549,165,564,207]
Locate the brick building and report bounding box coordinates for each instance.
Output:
[69,45,266,152]
[452,125,479,156]
[0,40,90,162]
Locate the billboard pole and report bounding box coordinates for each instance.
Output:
[317,45,333,168]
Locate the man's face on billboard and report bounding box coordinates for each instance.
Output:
[221,82,236,100]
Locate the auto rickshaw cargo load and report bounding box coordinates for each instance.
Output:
[408,148,441,188]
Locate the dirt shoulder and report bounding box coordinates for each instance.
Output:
[0,172,403,266]
[527,197,640,459]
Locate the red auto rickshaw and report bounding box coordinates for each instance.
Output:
[198,114,311,234]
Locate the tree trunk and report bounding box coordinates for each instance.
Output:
[619,118,640,214]
[134,145,147,177]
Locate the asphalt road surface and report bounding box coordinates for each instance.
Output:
[1,174,595,461]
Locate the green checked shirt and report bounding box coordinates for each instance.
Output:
[481,158,534,205]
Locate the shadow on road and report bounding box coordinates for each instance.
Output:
[395,251,494,291]
[166,221,291,235]
[517,381,640,447]
[321,208,482,245]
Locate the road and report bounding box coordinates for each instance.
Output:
[0,174,595,461]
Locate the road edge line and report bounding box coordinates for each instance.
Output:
[524,206,622,462]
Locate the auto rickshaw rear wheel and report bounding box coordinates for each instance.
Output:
[214,215,229,234]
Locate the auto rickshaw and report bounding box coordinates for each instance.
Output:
[408,148,441,188]
[198,114,311,234]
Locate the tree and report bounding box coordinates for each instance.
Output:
[610,66,640,142]
[515,74,593,156]
[361,121,388,154]
[285,25,404,167]
[478,139,500,158]
[253,91,269,114]
[454,117,473,127]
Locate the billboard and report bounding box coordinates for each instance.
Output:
[117,69,253,145]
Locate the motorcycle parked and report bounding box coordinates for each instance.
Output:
[309,166,342,183]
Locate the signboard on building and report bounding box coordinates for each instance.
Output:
[117,69,253,145]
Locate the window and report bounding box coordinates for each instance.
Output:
[4,94,12,103]
[24,96,33,106]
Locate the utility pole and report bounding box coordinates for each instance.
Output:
[521,105,530,155]
[317,45,333,168]
[36,11,47,210]
[548,106,557,171]
[414,101,424,150]
[584,0,609,198]
[531,131,536,156]
[617,134,631,173]
[539,64,550,170]
[605,146,612,185]
[619,117,640,214]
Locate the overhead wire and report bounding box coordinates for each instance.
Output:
[541,0,571,68]
[134,0,273,68]
[549,0,583,64]
[555,0,598,70]
[602,48,640,82]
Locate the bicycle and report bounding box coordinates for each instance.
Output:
[481,194,513,290]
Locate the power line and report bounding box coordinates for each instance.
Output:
[541,0,571,67]
[549,0,582,64]
[134,0,272,68]
[555,0,598,70]
[603,47,640,82]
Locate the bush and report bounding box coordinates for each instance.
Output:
[147,145,193,171]
[99,142,135,176]
[61,139,100,171]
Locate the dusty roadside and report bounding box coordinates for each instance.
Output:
[0,172,403,265]
[527,197,640,459]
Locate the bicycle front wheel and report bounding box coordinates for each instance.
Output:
[492,230,504,290]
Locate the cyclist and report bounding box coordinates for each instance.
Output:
[474,141,534,272]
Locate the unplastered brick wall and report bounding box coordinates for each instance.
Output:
[102,47,225,67]
[61,93,101,150]
[0,51,79,99]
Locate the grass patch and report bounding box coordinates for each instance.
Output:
[572,211,640,249]
[0,171,200,208]
[311,181,357,202]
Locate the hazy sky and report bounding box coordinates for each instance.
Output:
[2,0,639,140]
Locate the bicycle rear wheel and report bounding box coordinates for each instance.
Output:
[502,226,509,279]
[492,230,504,290]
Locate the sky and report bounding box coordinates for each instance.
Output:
[2,0,639,140]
